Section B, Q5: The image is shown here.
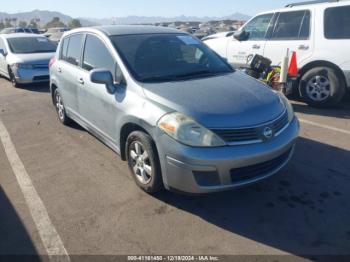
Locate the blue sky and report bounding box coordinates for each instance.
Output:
[2,0,306,18]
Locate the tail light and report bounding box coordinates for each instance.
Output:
[49,57,56,69]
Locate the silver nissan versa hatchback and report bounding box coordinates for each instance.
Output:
[50,26,299,194]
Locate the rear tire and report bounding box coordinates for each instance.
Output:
[126,131,163,194]
[54,89,72,125]
[299,66,345,108]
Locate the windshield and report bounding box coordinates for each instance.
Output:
[110,33,233,82]
[7,37,57,54]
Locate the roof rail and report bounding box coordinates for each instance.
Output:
[286,0,339,7]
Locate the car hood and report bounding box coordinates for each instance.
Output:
[141,71,285,128]
[8,52,55,64]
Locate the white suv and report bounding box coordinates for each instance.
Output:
[204,0,350,107]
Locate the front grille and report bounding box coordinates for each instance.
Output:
[33,64,49,69]
[212,110,289,145]
[33,75,49,81]
[230,149,292,183]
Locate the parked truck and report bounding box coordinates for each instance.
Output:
[204,0,350,108]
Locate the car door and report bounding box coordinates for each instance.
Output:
[56,34,84,116]
[0,38,8,76]
[227,13,274,67]
[263,9,314,66]
[77,34,121,144]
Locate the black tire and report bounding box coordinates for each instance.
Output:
[126,131,163,194]
[53,89,72,125]
[8,68,20,88]
[299,66,346,108]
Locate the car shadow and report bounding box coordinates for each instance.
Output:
[21,83,50,93]
[68,121,85,132]
[154,137,350,258]
[292,101,350,120]
[0,187,39,260]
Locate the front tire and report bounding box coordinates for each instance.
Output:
[8,68,20,88]
[126,131,163,194]
[54,89,71,125]
[299,66,346,108]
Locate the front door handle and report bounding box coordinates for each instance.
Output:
[57,67,62,73]
[299,45,309,50]
[78,78,84,85]
[252,44,261,49]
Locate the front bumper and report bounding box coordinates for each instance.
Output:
[13,67,50,84]
[156,117,299,194]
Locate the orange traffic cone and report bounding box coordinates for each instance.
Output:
[288,51,298,77]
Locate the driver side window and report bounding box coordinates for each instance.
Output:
[82,34,115,74]
[242,13,274,41]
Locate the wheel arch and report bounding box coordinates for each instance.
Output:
[50,83,58,105]
[119,122,154,161]
[299,60,348,90]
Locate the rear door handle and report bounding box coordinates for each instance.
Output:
[298,45,309,50]
[252,44,261,49]
[78,78,84,85]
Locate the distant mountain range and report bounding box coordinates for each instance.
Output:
[0,10,251,27]
[81,12,252,25]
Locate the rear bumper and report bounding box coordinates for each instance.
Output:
[156,117,299,194]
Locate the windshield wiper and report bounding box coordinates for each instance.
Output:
[140,70,231,83]
[33,50,56,53]
[139,75,178,82]
[172,70,224,80]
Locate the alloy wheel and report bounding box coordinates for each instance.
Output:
[306,75,331,102]
[129,141,152,185]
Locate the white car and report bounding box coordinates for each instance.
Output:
[0,34,56,87]
[204,0,350,107]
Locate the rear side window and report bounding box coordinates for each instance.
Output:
[324,5,350,39]
[82,35,115,73]
[243,13,274,40]
[65,34,83,66]
[60,37,69,60]
[271,10,311,40]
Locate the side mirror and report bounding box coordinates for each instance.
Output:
[233,30,249,41]
[0,49,7,57]
[90,69,116,94]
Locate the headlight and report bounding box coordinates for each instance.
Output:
[13,63,34,69]
[278,93,294,123]
[158,112,226,147]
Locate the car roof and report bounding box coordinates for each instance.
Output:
[257,0,350,15]
[0,33,47,39]
[69,25,183,37]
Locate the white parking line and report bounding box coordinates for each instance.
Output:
[0,118,70,262]
[299,118,350,135]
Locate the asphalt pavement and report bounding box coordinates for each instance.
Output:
[0,78,349,261]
